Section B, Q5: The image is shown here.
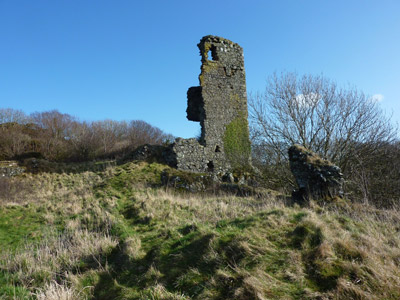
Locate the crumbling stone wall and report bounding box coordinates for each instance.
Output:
[170,35,251,173]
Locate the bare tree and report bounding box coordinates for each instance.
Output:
[0,124,31,159]
[0,108,29,124]
[127,120,166,149]
[91,120,126,156]
[30,110,76,160]
[68,121,99,160]
[249,72,397,196]
[31,110,75,139]
[0,109,31,159]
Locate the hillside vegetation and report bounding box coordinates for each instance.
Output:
[1,160,400,300]
[0,108,172,162]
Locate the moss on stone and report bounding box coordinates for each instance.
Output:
[291,144,333,167]
[199,60,219,86]
[203,42,212,60]
[223,113,251,169]
[229,93,240,104]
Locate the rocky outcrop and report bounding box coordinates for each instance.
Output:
[288,145,344,202]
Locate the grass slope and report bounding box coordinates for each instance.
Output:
[0,161,399,299]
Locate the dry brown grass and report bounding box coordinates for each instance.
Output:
[2,228,117,287]
[293,204,400,299]
[133,188,285,226]
[34,281,87,300]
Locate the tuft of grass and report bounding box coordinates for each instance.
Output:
[34,281,85,300]
[141,284,190,300]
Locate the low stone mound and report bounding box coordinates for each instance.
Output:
[161,169,214,193]
[288,145,344,203]
[160,167,270,197]
[122,144,170,164]
[0,161,25,177]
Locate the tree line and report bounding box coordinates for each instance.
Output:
[0,109,173,162]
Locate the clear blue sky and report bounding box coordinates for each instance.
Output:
[1,0,399,138]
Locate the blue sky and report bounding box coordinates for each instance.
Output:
[1,0,399,138]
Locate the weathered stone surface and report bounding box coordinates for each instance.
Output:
[288,145,344,202]
[169,35,251,173]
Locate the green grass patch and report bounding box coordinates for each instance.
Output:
[0,205,45,252]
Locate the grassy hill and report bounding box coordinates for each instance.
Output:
[1,160,400,299]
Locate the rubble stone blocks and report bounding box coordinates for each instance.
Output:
[0,161,25,177]
[288,145,344,202]
[170,35,251,173]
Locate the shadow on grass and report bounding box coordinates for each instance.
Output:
[92,231,216,299]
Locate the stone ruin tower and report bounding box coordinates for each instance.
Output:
[169,35,251,173]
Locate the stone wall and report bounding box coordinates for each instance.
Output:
[169,35,251,173]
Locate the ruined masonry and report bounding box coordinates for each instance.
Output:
[288,145,344,202]
[169,35,251,173]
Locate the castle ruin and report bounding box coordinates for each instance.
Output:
[169,35,251,173]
